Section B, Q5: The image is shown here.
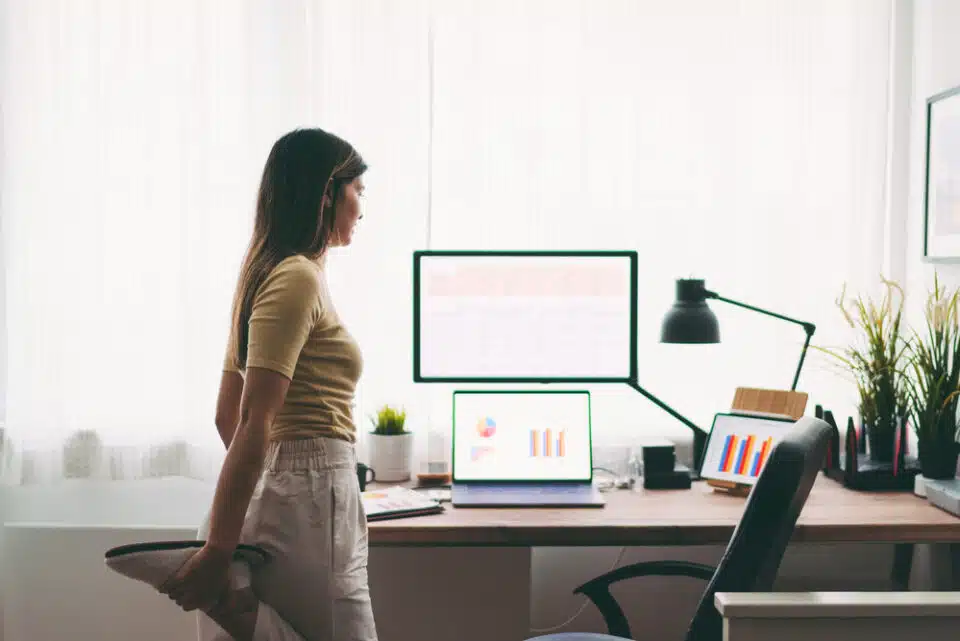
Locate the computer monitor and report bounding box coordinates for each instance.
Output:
[413,250,638,382]
[699,412,796,485]
[451,390,593,483]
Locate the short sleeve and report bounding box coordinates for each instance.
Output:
[244,258,323,379]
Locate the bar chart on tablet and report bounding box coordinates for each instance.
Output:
[717,434,774,477]
[700,413,792,484]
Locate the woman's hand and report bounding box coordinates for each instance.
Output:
[159,544,233,612]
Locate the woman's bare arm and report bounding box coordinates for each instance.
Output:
[204,366,290,553]
[214,371,245,449]
[205,258,322,552]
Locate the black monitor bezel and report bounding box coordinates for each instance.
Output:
[412,250,639,383]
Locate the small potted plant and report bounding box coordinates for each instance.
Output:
[821,278,910,462]
[368,404,412,482]
[906,275,960,480]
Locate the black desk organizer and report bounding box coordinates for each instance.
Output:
[815,404,920,491]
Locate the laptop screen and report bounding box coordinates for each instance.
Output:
[452,391,593,482]
[699,412,795,485]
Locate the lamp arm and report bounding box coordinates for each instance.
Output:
[791,329,814,392]
[626,379,708,473]
[705,291,816,391]
[705,292,816,333]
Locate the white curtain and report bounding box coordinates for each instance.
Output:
[2,0,896,484]
[424,0,895,442]
[0,0,431,484]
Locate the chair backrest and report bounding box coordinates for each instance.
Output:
[685,416,832,641]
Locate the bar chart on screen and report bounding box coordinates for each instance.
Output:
[530,428,566,458]
[717,434,774,478]
[700,413,793,485]
[452,391,594,481]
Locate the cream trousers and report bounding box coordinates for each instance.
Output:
[197,436,378,641]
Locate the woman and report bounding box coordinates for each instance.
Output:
[105,128,377,641]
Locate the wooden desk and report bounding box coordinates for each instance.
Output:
[369,476,960,547]
[366,477,959,641]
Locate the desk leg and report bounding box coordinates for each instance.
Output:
[929,543,960,590]
[890,543,913,590]
[369,546,531,641]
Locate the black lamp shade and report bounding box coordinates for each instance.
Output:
[660,279,720,344]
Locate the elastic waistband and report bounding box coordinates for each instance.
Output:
[264,436,356,472]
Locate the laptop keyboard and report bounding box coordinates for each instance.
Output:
[452,482,604,507]
[459,484,591,495]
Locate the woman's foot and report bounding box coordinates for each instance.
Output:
[104,540,267,589]
[106,541,265,640]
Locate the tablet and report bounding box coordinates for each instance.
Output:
[699,412,795,485]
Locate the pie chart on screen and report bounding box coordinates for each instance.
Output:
[476,416,496,438]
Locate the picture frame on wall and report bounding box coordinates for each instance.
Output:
[923,85,960,262]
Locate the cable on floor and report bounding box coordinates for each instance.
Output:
[528,545,628,634]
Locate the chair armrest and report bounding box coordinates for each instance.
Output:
[715,591,960,619]
[575,560,716,639]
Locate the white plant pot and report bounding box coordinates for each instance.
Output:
[368,432,413,482]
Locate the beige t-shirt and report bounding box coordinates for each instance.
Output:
[224,255,363,442]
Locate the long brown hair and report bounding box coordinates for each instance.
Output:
[227,128,367,370]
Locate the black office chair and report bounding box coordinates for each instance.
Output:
[526,416,832,641]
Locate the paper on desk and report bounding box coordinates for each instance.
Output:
[361,485,444,521]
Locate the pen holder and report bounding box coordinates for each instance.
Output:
[816,404,920,491]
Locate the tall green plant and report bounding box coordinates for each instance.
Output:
[818,277,910,460]
[905,274,960,476]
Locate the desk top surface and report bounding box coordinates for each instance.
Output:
[368,476,960,547]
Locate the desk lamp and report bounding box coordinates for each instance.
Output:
[628,278,816,471]
[661,279,816,391]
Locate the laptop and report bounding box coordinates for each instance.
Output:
[450,390,605,508]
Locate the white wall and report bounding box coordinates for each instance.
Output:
[906,0,960,304]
